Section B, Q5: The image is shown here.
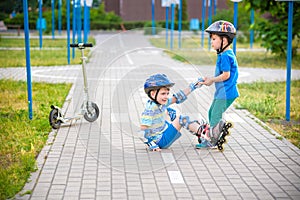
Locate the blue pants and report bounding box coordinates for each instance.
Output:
[157,122,182,149]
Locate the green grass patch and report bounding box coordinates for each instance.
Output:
[0,79,71,199]
[0,49,84,67]
[0,38,69,48]
[0,37,96,67]
[236,81,300,148]
[150,37,300,69]
[0,37,95,48]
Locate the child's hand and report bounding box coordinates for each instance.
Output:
[196,77,205,86]
[202,77,214,86]
[190,77,205,91]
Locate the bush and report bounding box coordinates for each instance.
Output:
[4,12,37,29]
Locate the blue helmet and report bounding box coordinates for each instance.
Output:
[144,73,175,94]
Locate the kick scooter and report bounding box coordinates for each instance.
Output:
[49,43,99,129]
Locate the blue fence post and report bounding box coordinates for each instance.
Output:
[286,1,293,121]
[208,0,212,51]
[67,0,70,64]
[166,6,169,47]
[58,0,62,35]
[170,3,175,50]
[232,1,239,55]
[23,0,33,120]
[87,5,90,35]
[214,0,217,15]
[250,9,254,49]
[201,0,206,48]
[76,0,82,42]
[178,0,182,48]
[72,0,76,58]
[51,0,55,39]
[38,0,43,49]
[152,0,156,35]
[84,0,88,43]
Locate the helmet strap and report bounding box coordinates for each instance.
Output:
[148,88,161,105]
[217,36,232,54]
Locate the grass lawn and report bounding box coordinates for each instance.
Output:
[0,79,71,199]
[0,38,95,67]
[236,81,300,148]
[150,37,300,69]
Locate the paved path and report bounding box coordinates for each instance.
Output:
[6,32,300,200]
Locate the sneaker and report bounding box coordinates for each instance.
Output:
[195,139,214,149]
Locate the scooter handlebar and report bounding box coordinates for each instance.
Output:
[70,43,93,48]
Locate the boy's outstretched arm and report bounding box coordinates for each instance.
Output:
[200,71,230,86]
[171,77,204,104]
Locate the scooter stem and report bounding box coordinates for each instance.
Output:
[81,48,90,101]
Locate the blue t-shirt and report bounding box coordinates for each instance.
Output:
[214,49,239,100]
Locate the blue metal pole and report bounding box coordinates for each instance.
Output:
[201,0,206,48]
[84,0,88,43]
[38,0,42,49]
[52,0,55,39]
[178,0,182,48]
[214,0,217,15]
[87,7,90,35]
[58,0,62,35]
[170,3,175,50]
[152,0,155,35]
[76,0,82,42]
[67,0,70,64]
[208,0,212,51]
[233,2,238,55]
[250,9,254,49]
[23,0,33,120]
[72,0,76,58]
[286,1,293,121]
[166,6,169,47]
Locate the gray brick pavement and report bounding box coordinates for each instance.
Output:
[8,32,300,200]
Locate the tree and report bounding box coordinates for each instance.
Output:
[175,0,188,22]
[244,0,300,57]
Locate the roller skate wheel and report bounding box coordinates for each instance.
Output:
[217,144,224,152]
[219,138,225,144]
[227,122,233,128]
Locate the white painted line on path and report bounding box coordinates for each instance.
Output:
[168,171,185,184]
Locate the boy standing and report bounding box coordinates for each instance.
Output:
[196,20,239,148]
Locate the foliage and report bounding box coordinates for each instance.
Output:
[243,0,300,57]
[0,79,71,199]
[90,3,121,24]
[175,0,188,21]
[3,1,121,31]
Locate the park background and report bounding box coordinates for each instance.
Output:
[0,0,299,199]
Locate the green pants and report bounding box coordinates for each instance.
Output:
[208,99,235,127]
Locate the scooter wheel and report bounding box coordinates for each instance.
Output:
[49,108,62,129]
[84,102,99,122]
